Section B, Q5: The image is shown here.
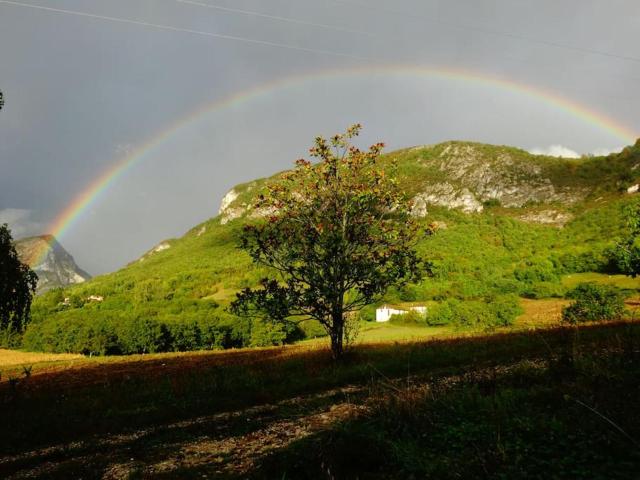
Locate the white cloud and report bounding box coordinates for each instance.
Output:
[529,145,580,158]
[590,147,623,157]
[529,145,625,158]
[0,209,43,239]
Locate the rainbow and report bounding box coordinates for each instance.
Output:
[33,65,638,265]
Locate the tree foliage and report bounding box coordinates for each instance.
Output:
[231,125,426,358]
[561,283,626,324]
[22,314,246,355]
[611,200,640,277]
[0,224,38,334]
[426,295,522,327]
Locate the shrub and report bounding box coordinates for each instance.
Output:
[357,305,377,323]
[0,327,23,348]
[426,296,521,328]
[489,294,524,327]
[389,310,426,325]
[562,283,626,324]
[454,301,494,326]
[515,259,558,284]
[84,319,119,355]
[398,285,419,302]
[521,281,564,299]
[249,319,290,347]
[117,318,170,354]
[490,278,521,295]
[298,319,326,338]
[555,250,610,274]
[426,300,458,326]
[166,321,201,351]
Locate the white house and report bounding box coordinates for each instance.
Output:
[375,305,427,322]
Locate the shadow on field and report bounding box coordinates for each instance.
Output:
[1,383,364,478]
[252,351,640,480]
[1,321,639,478]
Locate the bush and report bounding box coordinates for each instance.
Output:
[298,319,326,338]
[166,321,201,351]
[426,296,521,328]
[562,283,626,324]
[489,294,524,327]
[249,319,291,347]
[398,285,419,302]
[515,259,558,284]
[0,327,24,348]
[389,310,426,325]
[357,305,377,323]
[521,281,564,299]
[116,318,170,354]
[426,300,458,326]
[555,250,610,274]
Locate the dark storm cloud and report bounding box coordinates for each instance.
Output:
[1,0,638,274]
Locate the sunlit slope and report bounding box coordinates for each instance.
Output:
[31,139,640,336]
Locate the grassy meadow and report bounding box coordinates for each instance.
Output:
[0,349,82,368]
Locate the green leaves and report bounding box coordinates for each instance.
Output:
[232,125,426,357]
[0,224,38,334]
[562,283,626,324]
[611,200,640,277]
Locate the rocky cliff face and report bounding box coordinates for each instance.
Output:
[15,235,91,293]
[217,140,639,225]
[405,143,591,215]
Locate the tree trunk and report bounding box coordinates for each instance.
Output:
[330,312,344,360]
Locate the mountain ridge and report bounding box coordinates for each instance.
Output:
[218,139,640,224]
[16,235,91,293]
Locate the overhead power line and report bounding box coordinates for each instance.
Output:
[0,0,367,60]
[329,0,640,64]
[175,0,375,37]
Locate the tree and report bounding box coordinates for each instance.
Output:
[612,200,640,277]
[0,224,38,334]
[562,283,625,324]
[230,125,426,358]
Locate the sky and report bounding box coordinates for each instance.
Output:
[1,0,639,275]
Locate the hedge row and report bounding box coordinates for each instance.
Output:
[21,314,304,355]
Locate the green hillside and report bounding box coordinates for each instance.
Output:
[24,139,640,354]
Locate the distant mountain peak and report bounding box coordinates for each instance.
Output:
[15,235,91,293]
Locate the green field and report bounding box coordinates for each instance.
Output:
[562,272,640,290]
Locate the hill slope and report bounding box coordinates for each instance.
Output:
[26,139,640,353]
[16,235,91,293]
[219,140,640,223]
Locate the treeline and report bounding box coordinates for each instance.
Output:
[22,313,306,355]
